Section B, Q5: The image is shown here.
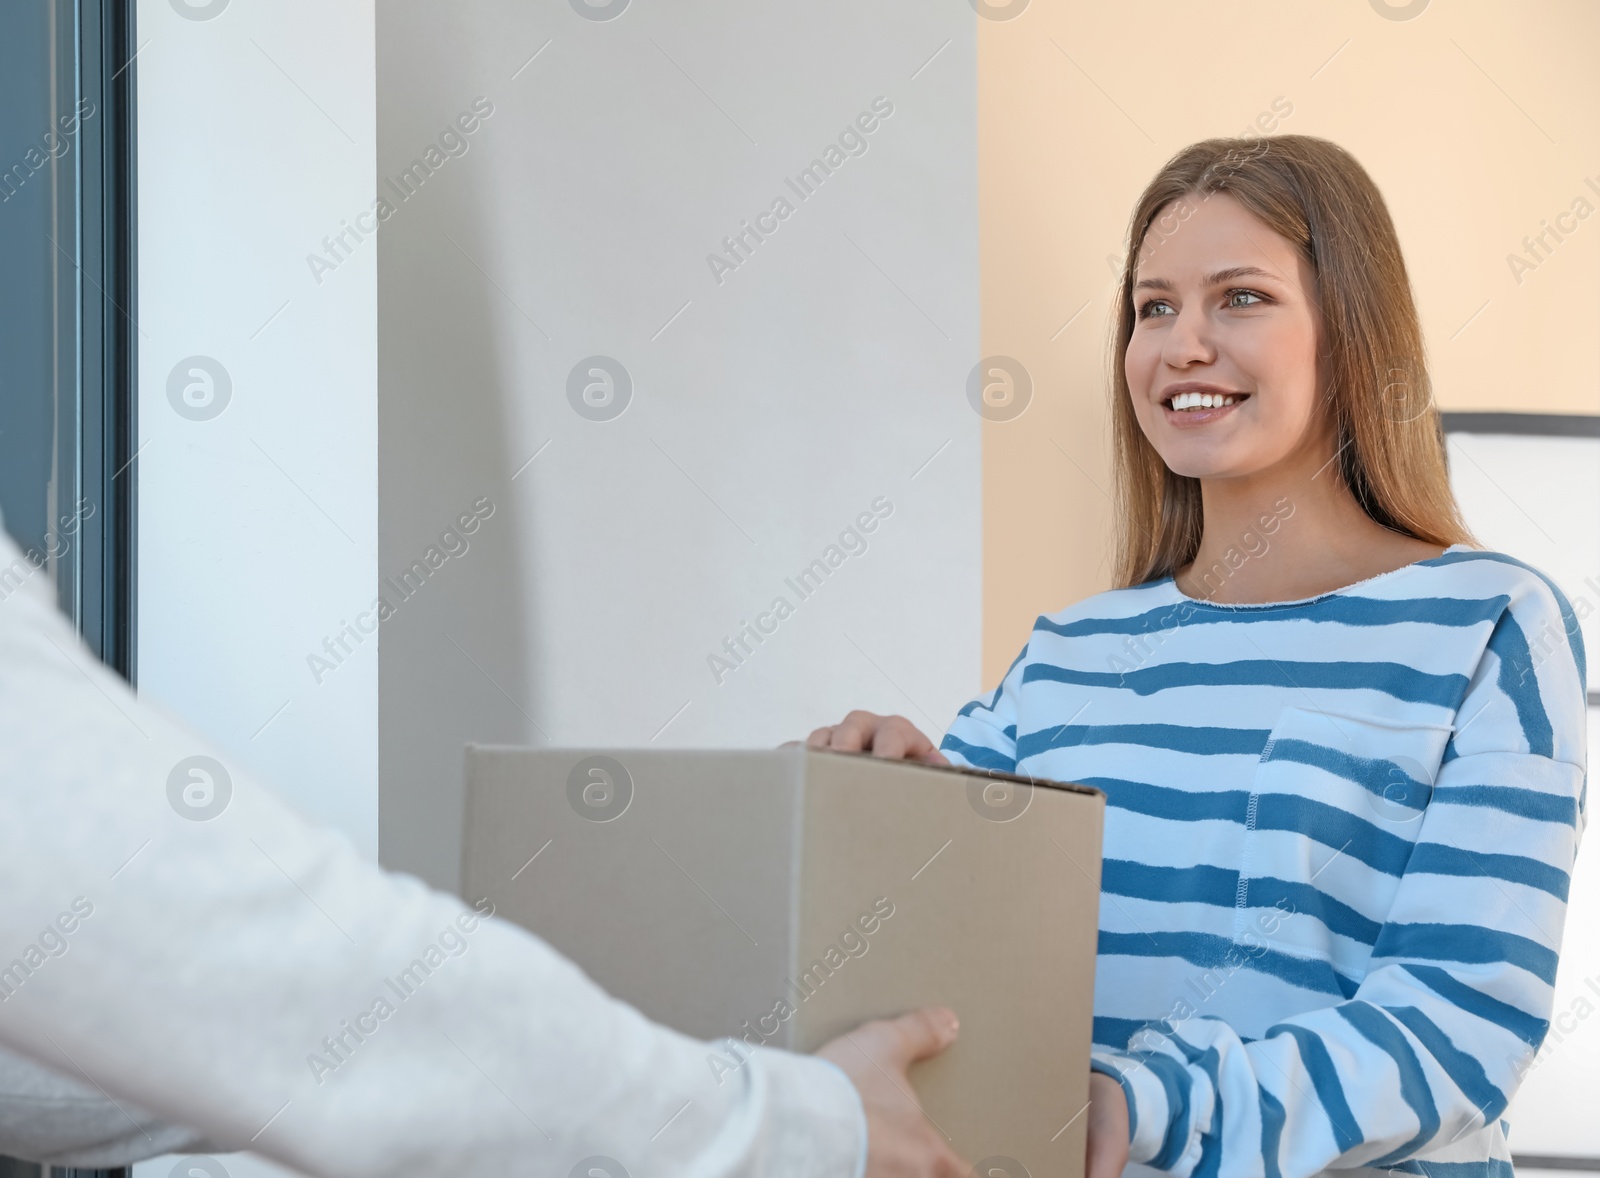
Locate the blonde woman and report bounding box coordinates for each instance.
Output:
[810,135,1588,1178]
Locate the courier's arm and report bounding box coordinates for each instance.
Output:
[0,1044,215,1168]
[0,535,864,1178]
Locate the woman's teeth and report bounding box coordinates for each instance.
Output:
[1168,391,1239,411]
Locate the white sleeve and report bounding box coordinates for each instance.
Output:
[0,535,866,1178]
[0,1043,215,1167]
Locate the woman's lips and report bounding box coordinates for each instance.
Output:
[1162,394,1248,428]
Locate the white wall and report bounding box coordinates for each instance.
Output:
[134,0,377,1173]
[375,0,983,893]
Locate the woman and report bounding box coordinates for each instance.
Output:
[809,135,1588,1178]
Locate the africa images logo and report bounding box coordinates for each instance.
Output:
[167,356,231,421]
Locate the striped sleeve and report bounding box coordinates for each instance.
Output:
[1090,573,1587,1178]
[938,626,1032,772]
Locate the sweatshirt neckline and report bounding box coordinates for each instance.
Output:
[1164,544,1468,610]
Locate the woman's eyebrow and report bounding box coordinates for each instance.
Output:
[1133,265,1280,293]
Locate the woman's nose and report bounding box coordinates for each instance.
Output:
[1161,304,1216,367]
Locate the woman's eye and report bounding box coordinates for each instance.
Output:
[1136,290,1265,319]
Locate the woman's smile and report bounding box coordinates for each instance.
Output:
[1159,382,1251,429]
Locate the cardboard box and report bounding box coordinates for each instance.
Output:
[462,745,1104,1176]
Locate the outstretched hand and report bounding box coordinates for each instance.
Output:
[817,1007,969,1178]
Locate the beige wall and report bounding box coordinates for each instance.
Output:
[977,0,1600,684]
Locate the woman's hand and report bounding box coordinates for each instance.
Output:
[803,710,950,765]
[1086,1071,1130,1178]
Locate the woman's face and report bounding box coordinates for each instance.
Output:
[1124,191,1329,482]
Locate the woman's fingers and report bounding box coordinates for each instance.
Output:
[803,712,946,763]
[1084,1072,1130,1178]
[869,723,911,759]
[893,719,939,762]
[829,710,880,753]
[875,716,949,764]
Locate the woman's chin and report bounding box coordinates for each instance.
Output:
[1156,451,1249,481]
[1152,433,1291,482]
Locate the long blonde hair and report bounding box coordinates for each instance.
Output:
[1108,134,1476,588]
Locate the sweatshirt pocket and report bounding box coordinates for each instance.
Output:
[1234,705,1454,981]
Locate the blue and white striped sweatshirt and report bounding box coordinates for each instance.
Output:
[938,545,1588,1178]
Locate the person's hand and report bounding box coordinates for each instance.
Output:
[817,1007,969,1178]
[1085,1071,1130,1178]
[800,711,950,765]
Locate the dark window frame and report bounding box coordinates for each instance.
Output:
[70,0,139,683]
[1441,411,1600,438]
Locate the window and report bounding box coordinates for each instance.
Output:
[0,0,136,678]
